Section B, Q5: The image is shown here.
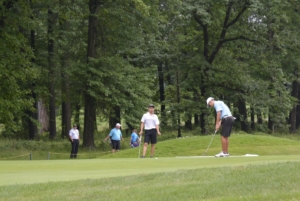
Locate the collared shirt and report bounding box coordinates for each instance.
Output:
[214,101,232,119]
[69,128,79,139]
[141,112,159,130]
[109,128,122,140]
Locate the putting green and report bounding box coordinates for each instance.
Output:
[0,155,299,186]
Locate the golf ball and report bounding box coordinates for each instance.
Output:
[156,157,158,159]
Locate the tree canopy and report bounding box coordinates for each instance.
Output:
[1,0,300,145]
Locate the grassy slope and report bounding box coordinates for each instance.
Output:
[0,134,300,200]
[100,134,300,158]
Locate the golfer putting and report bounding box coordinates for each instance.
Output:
[206,97,235,157]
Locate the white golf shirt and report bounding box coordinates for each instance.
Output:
[69,128,79,140]
[141,112,159,130]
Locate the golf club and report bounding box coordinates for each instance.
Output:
[202,130,217,156]
[138,135,142,158]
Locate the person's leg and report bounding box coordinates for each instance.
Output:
[150,130,157,157]
[142,132,150,157]
[70,141,75,158]
[221,136,229,153]
[150,144,155,157]
[221,117,234,155]
[142,143,148,156]
[116,141,120,152]
[74,140,79,158]
[112,140,116,153]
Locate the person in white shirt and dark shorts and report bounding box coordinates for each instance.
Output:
[69,124,80,158]
[139,104,161,158]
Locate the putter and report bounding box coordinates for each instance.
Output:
[202,130,217,156]
[138,135,142,158]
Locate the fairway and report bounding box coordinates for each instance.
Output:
[1,155,299,186]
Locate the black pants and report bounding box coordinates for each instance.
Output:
[221,117,235,137]
[70,139,79,158]
[144,129,157,144]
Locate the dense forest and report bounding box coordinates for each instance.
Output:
[1,0,300,147]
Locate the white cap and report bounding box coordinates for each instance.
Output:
[206,97,214,106]
[116,123,121,127]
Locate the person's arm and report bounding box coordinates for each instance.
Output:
[139,122,144,135]
[105,130,112,141]
[69,130,73,142]
[155,115,161,135]
[78,130,80,141]
[215,111,221,131]
[156,124,161,135]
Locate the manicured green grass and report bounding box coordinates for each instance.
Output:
[0,158,300,200]
[0,133,300,200]
[0,155,299,186]
[101,133,300,158]
[0,133,299,160]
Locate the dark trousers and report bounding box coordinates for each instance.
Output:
[70,139,79,158]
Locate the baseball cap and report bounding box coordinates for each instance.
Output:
[73,124,77,127]
[116,123,121,127]
[148,104,155,108]
[206,97,214,107]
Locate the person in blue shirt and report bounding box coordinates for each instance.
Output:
[105,123,123,153]
[207,97,235,157]
[130,129,140,148]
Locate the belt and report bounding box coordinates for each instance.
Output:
[222,116,231,120]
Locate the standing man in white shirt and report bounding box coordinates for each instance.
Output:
[139,104,161,158]
[69,124,80,158]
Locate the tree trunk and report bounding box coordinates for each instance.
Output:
[27,11,38,140]
[61,56,71,138]
[194,114,199,127]
[176,68,181,138]
[48,6,56,139]
[289,80,299,133]
[59,0,72,139]
[250,106,255,131]
[237,99,248,132]
[74,103,81,130]
[268,113,274,133]
[83,93,96,147]
[109,106,121,128]
[185,115,192,130]
[296,83,300,129]
[200,83,207,134]
[83,0,101,148]
[257,112,263,124]
[200,113,207,134]
[158,62,165,124]
[38,100,49,134]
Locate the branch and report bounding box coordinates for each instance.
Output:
[225,1,250,29]
[208,2,233,63]
[223,1,234,29]
[222,36,258,43]
[193,11,209,60]
[208,1,251,63]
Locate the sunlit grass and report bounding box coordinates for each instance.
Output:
[0,161,299,201]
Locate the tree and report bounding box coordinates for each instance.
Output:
[47,1,58,139]
[82,0,102,148]
[0,0,39,136]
